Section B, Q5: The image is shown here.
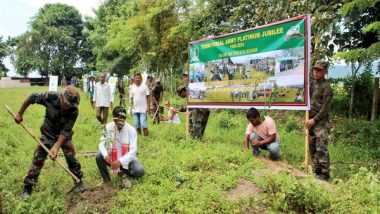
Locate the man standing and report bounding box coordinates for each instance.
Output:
[93,73,112,125]
[177,71,210,139]
[151,78,164,124]
[14,85,84,196]
[117,78,126,107]
[305,60,333,181]
[129,73,150,136]
[96,106,144,186]
[243,107,280,160]
[87,75,96,109]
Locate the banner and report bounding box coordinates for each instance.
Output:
[49,75,59,92]
[109,76,118,102]
[188,15,310,110]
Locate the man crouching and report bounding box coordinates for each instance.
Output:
[243,107,280,160]
[96,106,144,186]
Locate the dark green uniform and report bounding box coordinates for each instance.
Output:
[24,92,83,188]
[309,79,333,177]
[189,108,210,139]
[177,86,210,139]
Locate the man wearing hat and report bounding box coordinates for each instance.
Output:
[14,85,84,196]
[151,78,164,124]
[305,60,333,181]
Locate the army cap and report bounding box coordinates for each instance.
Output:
[62,85,80,107]
[182,71,189,76]
[313,60,329,70]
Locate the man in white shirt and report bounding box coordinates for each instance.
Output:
[129,73,150,136]
[96,106,144,185]
[93,73,112,125]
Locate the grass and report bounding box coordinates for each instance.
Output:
[0,86,379,213]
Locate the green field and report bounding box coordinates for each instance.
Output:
[0,87,379,213]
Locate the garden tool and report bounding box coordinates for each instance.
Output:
[4,105,82,190]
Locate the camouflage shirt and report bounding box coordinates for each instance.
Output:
[28,92,78,140]
[309,79,333,122]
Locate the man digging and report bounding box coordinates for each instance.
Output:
[14,85,84,197]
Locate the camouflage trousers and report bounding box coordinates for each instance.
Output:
[189,108,210,139]
[24,136,83,187]
[309,120,330,176]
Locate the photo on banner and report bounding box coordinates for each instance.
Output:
[188,15,311,110]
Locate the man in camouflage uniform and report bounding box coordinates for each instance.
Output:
[146,75,155,113]
[305,60,333,181]
[14,85,84,196]
[177,84,210,139]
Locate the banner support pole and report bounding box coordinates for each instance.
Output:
[304,110,310,173]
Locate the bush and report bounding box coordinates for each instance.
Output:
[217,112,239,129]
[330,118,380,157]
[284,116,300,133]
[330,63,375,118]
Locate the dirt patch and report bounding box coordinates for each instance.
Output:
[227,179,263,200]
[66,185,116,213]
[258,157,307,179]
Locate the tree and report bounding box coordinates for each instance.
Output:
[333,0,380,118]
[12,33,38,77]
[13,3,84,80]
[0,37,10,77]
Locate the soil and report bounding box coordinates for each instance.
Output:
[257,156,308,179]
[227,179,263,200]
[66,185,116,213]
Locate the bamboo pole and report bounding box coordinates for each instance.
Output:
[186,107,190,140]
[304,110,310,173]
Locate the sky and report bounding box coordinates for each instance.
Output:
[0,0,102,77]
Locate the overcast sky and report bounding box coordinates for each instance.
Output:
[0,0,102,77]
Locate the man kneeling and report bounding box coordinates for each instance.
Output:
[243,107,280,160]
[160,100,181,124]
[96,106,144,186]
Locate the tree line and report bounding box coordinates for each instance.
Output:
[0,0,379,117]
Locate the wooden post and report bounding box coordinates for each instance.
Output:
[186,107,190,140]
[304,110,310,173]
[371,77,379,122]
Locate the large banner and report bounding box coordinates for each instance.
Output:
[188,15,310,110]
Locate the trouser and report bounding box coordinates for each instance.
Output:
[24,136,83,187]
[96,107,109,124]
[309,120,330,176]
[189,108,210,139]
[250,132,280,159]
[95,153,145,182]
[152,100,160,124]
[119,93,125,107]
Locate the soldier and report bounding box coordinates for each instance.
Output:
[177,85,210,139]
[117,78,126,107]
[151,78,164,124]
[14,85,84,197]
[305,60,333,181]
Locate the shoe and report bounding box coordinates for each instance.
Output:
[72,181,85,193]
[316,174,330,181]
[252,149,260,157]
[22,185,32,198]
